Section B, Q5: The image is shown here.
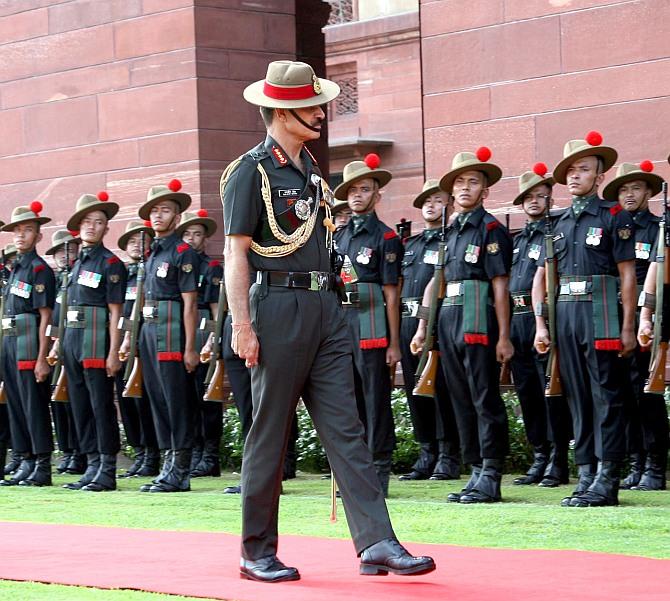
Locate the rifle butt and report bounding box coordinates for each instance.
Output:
[203,360,225,402]
[51,369,69,402]
[0,381,6,404]
[545,351,562,397]
[644,342,667,395]
[123,358,143,399]
[412,350,439,398]
[499,361,512,386]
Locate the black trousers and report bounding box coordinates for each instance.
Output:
[52,401,78,452]
[193,362,224,441]
[139,322,195,451]
[223,315,253,440]
[62,328,119,455]
[2,336,53,455]
[556,302,626,464]
[0,403,9,445]
[437,304,508,465]
[400,315,459,446]
[114,373,158,449]
[242,286,394,560]
[343,308,395,459]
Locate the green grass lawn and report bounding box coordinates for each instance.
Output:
[1,471,668,600]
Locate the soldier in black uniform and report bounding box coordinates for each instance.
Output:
[0,204,55,487]
[333,155,404,496]
[116,220,160,478]
[398,179,460,481]
[533,132,637,507]
[222,60,434,582]
[177,209,224,478]
[509,166,572,487]
[332,200,352,230]
[45,229,85,475]
[124,179,199,493]
[609,161,668,491]
[61,192,127,492]
[412,148,513,504]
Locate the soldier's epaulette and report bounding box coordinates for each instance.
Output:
[609,204,622,216]
[107,256,120,265]
[383,230,398,240]
[247,145,270,162]
[208,259,220,267]
[33,264,45,274]
[177,243,190,254]
[483,214,501,231]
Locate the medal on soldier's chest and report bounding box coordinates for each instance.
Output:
[423,249,438,265]
[635,241,651,260]
[356,247,373,265]
[585,227,603,247]
[464,244,480,264]
[10,280,32,299]
[295,197,313,221]
[528,243,541,261]
[156,262,169,278]
[125,286,137,300]
[77,270,102,288]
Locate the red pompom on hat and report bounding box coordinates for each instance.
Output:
[97,191,109,202]
[30,201,43,215]
[476,147,492,162]
[197,209,208,218]
[143,220,152,228]
[639,160,654,173]
[364,153,381,170]
[585,131,603,146]
[168,179,182,192]
[533,162,548,177]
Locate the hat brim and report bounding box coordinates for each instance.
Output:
[413,185,442,209]
[331,201,351,215]
[1,216,51,232]
[439,163,502,195]
[66,202,119,231]
[602,172,664,202]
[243,78,340,109]
[512,177,555,206]
[118,226,155,251]
[45,237,81,256]
[138,193,192,220]
[176,217,217,239]
[333,170,393,201]
[553,146,618,185]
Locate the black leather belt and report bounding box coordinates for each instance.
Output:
[257,270,336,291]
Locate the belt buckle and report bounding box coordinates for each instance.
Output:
[513,295,526,308]
[343,291,355,305]
[310,271,329,291]
[446,282,461,298]
[1,317,13,329]
[66,310,80,323]
[142,306,156,319]
[569,281,586,295]
[406,300,419,317]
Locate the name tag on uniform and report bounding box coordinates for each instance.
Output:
[77,270,102,288]
[278,189,301,197]
[423,249,438,265]
[156,262,169,278]
[10,281,32,298]
[125,286,137,300]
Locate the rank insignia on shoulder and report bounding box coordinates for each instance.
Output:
[109,274,120,283]
[35,284,45,293]
[385,252,397,263]
[182,263,193,273]
[272,146,288,166]
[486,242,500,255]
[617,227,632,240]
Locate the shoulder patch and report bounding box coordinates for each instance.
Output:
[383,231,398,240]
[610,204,623,216]
[107,256,120,265]
[177,243,190,254]
[33,264,45,274]
[486,220,499,232]
[208,259,221,268]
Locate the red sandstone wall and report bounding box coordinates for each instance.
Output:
[421,0,670,228]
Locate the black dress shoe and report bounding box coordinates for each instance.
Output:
[359,538,435,576]
[240,555,300,583]
[398,470,429,481]
[223,485,241,494]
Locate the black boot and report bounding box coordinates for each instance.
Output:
[569,461,620,507]
[447,464,481,502]
[429,440,460,480]
[190,444,203,472]
[399,442,436,481]
[135,447,160,477]
[56,453,72,474]
[538,442,570,487]
[120,447,144,478]
[149,448,192,492]
[373,454,392,498]
[190,439,221,477]
[65,453,87,475]
[0,454,35,486]
[514,444,549,485]
[140,449,173,491]
[19,453,52,487]
[0,441,6,481]
[620,453,645,489]
[560,463,596,506]
[82,454,117,491]
[460,458,503,503]
[63,453,100,490]
[632,454,667,491]
[4,449,21,475]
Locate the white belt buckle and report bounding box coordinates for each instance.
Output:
[1,317,13,329]
[142,306,155,319]
[66,310,80,322]
[569,281,586,295]
[446,282,462,297]
[406,300,419,316]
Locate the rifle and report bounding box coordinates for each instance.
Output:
[544,195,562,396]
[0,251,7,404]
[200,278,228,402]
[49,242,70,402]
[413,207,447,397]
[499,212,513,384]
[121,230,146,398]
[645,182,669,394]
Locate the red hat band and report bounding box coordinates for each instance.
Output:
[263,82,317,101]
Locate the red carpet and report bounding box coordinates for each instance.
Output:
[0,521,666,601]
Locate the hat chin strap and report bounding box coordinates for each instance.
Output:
[289,109,321,133]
